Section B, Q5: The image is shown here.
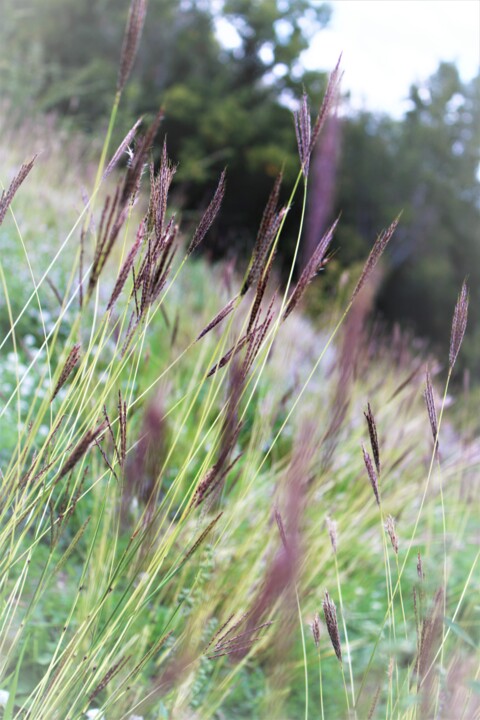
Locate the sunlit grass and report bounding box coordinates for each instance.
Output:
[0,45,478,720]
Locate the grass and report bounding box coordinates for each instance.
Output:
[0,18,479,720]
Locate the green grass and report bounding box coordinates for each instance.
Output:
[0,84,479,720]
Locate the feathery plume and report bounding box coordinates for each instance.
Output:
[449,281,469,371]
[417,552,425,581]
[364,402,380,476]
[187,169,226,255]
[197,296,238,341]
[309,55,343,155]
[241,172,284,295]
[283,218,338,321]
[205,613,236,652]
[242,300,275,377]
[424,368,438,450]
[246,256,274,334]
[311,612,321,648]
[51,344,81,401]
[385,515,398,554]
[192,453,241,508]
[121,109,164,205]
[117,0,147,93]
[182,512,223,563]
[0,156,36,227]
[107,220,145,311]
[104,117,143,178]
[207,618,272,660]
[294,92,312,176]
[206,329,254,378]
[323,591,342,661]
[352,216,400,300]
[212,613,248,649]
[58,421,107,480]
[149,140,177,243]
[89,656,130,702]
[326,515,338,554]
[362,443,380,506]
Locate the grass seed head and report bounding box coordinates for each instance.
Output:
[417,551,424,581]
[323,591,342,661]
[117,0,147,93]
[449,280,469,371]
[58,421,107,480]
[197,296,238,341]
[362,443,380,506]
[352,216,400,300]
[424,368,439,451]
[107,220,145,311]
[311,612,321,647]
[326,515,338,554]
[0,156,36,227]
[364,402,380,475]
[51,344,81,401]
[187,169,226,255]
[385,515,398,554]
[309,55,343,157]
[104,117,143,178]
[283,218,338,321]
[294,92,312,177]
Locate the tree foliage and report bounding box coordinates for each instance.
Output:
[1,2,479,373]
[1,0,331,257]
[334,64,480,371]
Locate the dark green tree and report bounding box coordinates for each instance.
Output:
[334,64,480,373]
[379,64,480,371]
[1,0,331,258]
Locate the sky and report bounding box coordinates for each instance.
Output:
[302,0,480,117]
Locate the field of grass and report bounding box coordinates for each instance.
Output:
[0,47,479,720]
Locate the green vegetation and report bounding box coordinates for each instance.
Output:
[0,3,479,718]
[2,1,479,371]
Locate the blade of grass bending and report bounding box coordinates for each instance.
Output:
[4,636,29,720]
[423,548,479,683]
[356,372,453,705]
[0,180,54,429]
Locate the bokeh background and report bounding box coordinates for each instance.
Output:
[0,4,479,717]
[1,0,479,374]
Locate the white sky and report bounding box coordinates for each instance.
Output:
[302,0,480,116]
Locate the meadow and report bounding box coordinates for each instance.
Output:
[0,9,479,718]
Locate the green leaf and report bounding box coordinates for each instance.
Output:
[4,637,29,720]
[444,617,477,649]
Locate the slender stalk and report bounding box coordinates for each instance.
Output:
[333,554,356,710]
[295,587,309,720]
[317,644,325,720]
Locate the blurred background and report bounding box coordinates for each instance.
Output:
[1,0,479,375]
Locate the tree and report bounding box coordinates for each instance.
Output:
[1,0,332,259]
[333,64,480,374]
[378,64,480,371]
